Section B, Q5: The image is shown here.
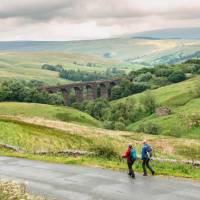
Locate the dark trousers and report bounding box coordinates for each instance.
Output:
[127,160,135,177]
[142,158,154,175]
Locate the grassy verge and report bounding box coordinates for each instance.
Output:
[0,179,46,200]
[1,149,200,180]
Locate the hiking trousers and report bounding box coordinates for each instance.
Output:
[127,160,135,177]
[142,158,154,175]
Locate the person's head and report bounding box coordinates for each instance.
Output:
[143,140,147,145]
[128,144,132,149]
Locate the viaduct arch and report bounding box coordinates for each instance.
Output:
[42,79,121,105]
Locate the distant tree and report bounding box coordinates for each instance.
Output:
[0,80,63,105]
[130,82,149,94]
[111,85,122,100]
[154,68,173,77]
[114,121,126,130]
[42,64,63,72]
[140,92,156,114]
[184,59,200,65]
[103,121,114,130]
[119,79,132,97]
[133,67,153,76]
[79,99,110,120]
[137,72,152,82]
[105,99,141,125]
[168,71,186,83]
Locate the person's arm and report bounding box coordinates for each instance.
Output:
[141,146,146,160]
[122,149,130,158]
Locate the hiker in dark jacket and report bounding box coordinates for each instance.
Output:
[141,140,155,176]
[122,144,136,178]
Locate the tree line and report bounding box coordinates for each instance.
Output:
[42,64,125,82]
[0,80,63,105]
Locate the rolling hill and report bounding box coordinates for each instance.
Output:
[0,52,119,85]
[0,28,200,85]
[0,102,101,127]
[0,101,199,179]
[113,76,200,107]
[130,27,200,40]
[111,76,200,139]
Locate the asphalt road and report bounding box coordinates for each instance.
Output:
[0,156,199,200]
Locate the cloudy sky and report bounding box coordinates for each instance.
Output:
[0,0,200,41]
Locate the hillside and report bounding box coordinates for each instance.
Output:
[110,76,200,139]
[1,28,200,84]
[0,52,119,85]
[1,39,200,66]
[0,114,199,159]
[0,109,199,179]
[114,76,200,107]
[0,102,101,127]
[127,98,200,139]
[131,27,200,39]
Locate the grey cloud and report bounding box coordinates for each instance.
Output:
[0,0,76,20]
[0,0,200,24]
[0,0,200,41]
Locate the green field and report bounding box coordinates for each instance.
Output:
[0,102,101,127]
[127,98,200,139]
[0,118,97,153]
[109,76,200,139]
[0,110,199,160]
[1,38,200,85]
[113,76,200,107]
[0,52,120,85]
[0,99,199,178]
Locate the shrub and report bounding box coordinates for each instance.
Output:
[130,82,149,94]
[79,99,110,120]
[137,72,152,82]
[153,77,169,87]
[103,121,114,130]
[188,113,200,129]
[137,123,159,135]
[111,85,122,100]
[154,68,173,77]
[168,71,186,83]
[0,80,63,105]
[193,84,200,98]
[114,121,126,131]
[0,180,46,200]
[140,92,157,114]
[167,124,185,137]
[184,59,200,65]
[105,99,142,124]
[91,143,118,159]
[42,63,63,72]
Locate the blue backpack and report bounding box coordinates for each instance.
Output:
[146,145,153,158]
[130,148,137,161]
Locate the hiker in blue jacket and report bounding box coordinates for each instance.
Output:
[122,144,137,178]
[141,140,155,176]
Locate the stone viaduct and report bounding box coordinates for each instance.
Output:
[42,79,121,105]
